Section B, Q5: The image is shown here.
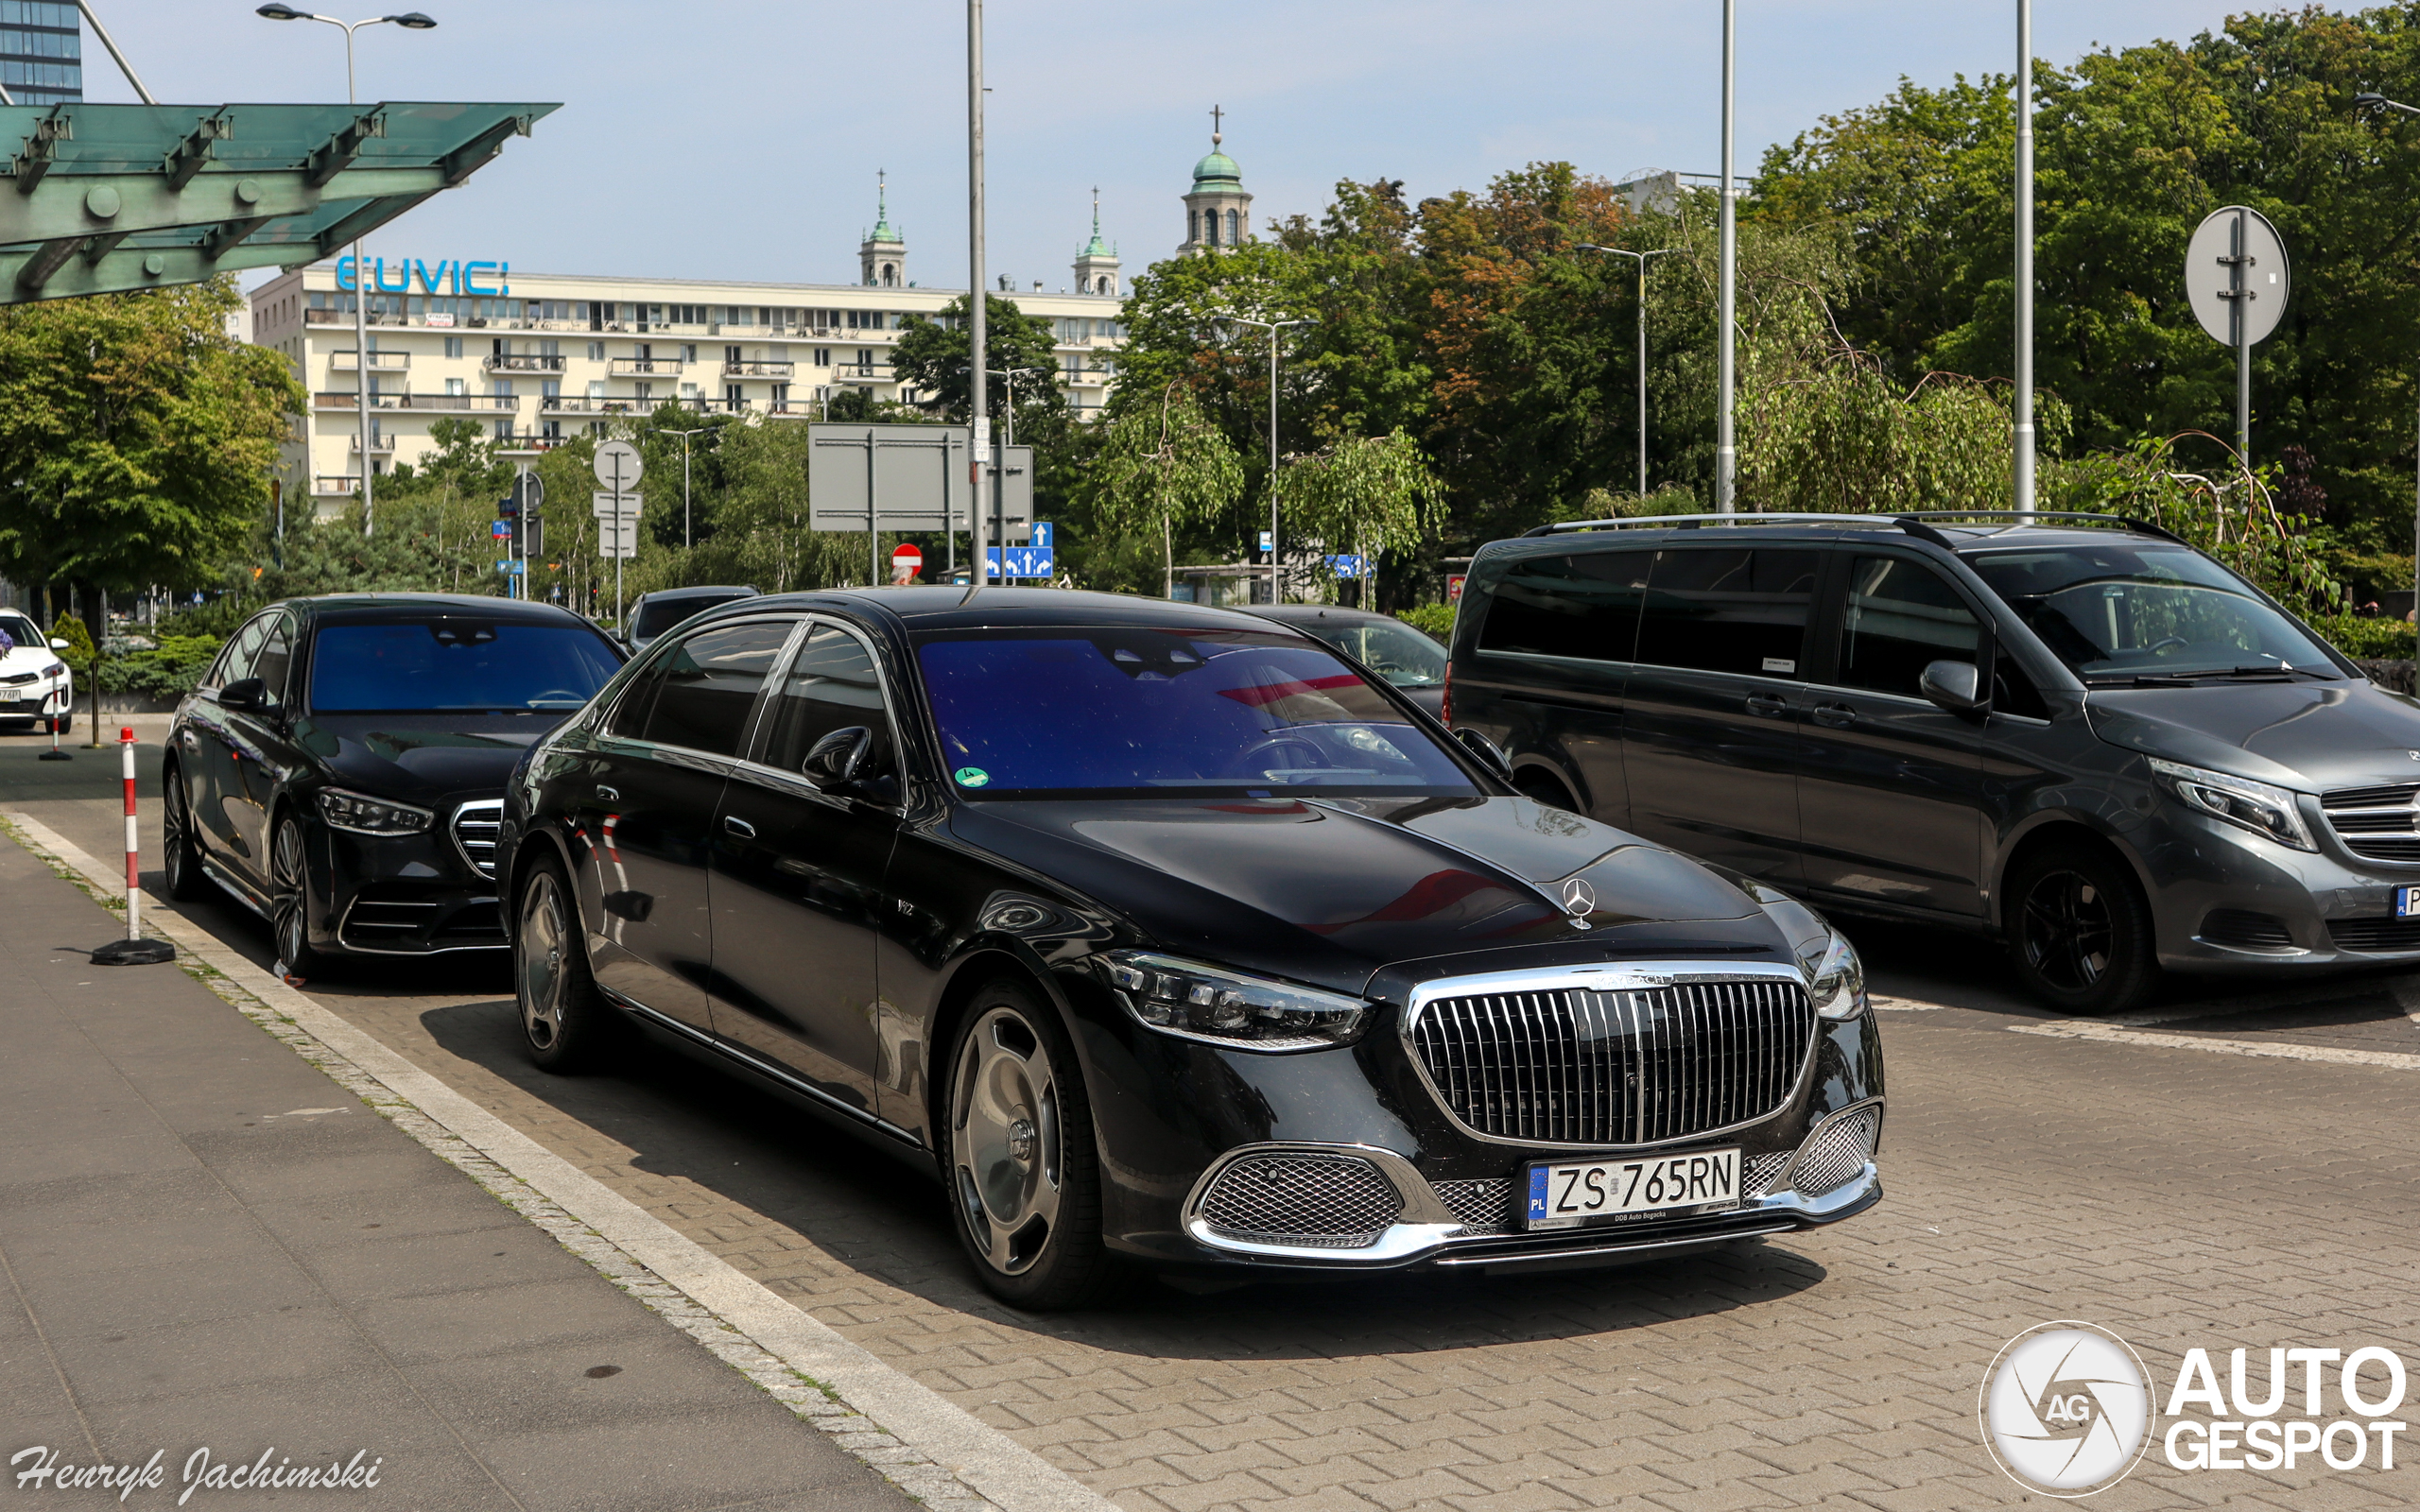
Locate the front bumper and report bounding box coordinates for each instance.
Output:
[306,799,507,955]
[2141,803,2420,970]
[0,684,69,725]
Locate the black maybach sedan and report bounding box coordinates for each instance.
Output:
[498,589,1885,1309]
[161,594,625,974]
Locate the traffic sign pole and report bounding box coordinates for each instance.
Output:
[594,441,644,627]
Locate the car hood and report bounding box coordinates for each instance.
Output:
[2088,680,2420,793]
[0,644,61,674]
[294,713,563,805]
[947,794,1789,997]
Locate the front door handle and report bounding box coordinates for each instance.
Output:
[1812,704,1857,728]
[1744,695,1791,718]
[595,784,620,802]
[723,816,756,839]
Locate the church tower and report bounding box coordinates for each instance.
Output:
[1180,107,1253,255]
[859,171,906,288]
[1073,187,1121,297]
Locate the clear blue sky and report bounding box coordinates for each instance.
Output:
[81,1,2254,294]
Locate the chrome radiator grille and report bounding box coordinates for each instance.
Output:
[452,799,504,879]
[2322,782,2420,863]
[1409,976,1814,1145]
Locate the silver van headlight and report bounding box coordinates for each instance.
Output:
[2149,757,2314,851]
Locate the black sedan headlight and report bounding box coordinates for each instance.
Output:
[1802,930,1867,1021]
[2148,757,2314,851]
[1099,952,1368,1051]
[316,786,435,835]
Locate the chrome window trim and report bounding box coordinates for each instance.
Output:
[727,612,910,813]
[1396,959,1818,1152]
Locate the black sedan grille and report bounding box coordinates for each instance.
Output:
[2322,782,2420,863]
[1409,976,1814,1145]
[451,799,503,879]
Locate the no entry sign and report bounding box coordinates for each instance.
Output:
[890,541,924,586]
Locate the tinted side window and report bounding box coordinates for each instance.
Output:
[638,619,796,757]
[761,627,890,773]
[250,614,297,706]
[1837,556,1981,698]
[214,613,273,690]
[1635,549,1818,677]
[1477,551,1651,662]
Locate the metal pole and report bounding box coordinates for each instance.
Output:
[2014,0,2035,518]
[683,434,692,550]
[1716,0,1737,514]
[612,453,626,627]
[1269,328,1280,602]
[73,3,154,103]
[345,24,374,538]
[942,430,955,577]
[869,430,880,587]
[1637,258,1650,497]
[968,0,989,587]
[2236,208,2252,467]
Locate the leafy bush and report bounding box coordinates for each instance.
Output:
[1397,604,1456,643]
[92,634,222,700]
[49,611,93,672]
[2309,613,2413,662]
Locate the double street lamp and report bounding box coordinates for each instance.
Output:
[663,425,708,551]
[255,6,439,539]
[1577,245,1677,498]
[1213,313,1309,603]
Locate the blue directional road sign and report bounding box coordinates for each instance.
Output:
[493,520,512,539]
[1327,554,1369,579]
[987,544,1055,579]
[495,559,525,576]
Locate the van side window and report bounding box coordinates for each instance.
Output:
[1475,550,1651,662]
[1836,556,1981,698]
[1635,548,1818,677]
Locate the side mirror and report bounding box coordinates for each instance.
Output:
[1919,660,1987,717]
[220,676,268,712]
[48,637,69,651]
[802,726,875,789]
[1454,726,1514,781]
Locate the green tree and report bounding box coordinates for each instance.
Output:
[1275,431,1443,598]
[890,293,1064,429]
[1089,383,1246,596]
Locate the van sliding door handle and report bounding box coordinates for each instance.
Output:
[722,816,756,839]
[1744,695,1790,718]
[1812,704,1857,728]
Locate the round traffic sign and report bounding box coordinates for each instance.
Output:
[891,542,923,569]
[593,439,645,489]
[2185,206,2290,347]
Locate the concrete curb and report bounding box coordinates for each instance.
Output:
[0,808,1119,1512]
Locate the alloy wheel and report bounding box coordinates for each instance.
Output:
[2019,867,2113,993]
[519,868,569,1051]
[164,778,191,894]
[950,1006,1065,1276]
[270,818,310,967]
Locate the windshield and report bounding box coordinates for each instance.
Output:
[916,627,1477,798]
[1965,544,2339,680]
[309,621,622,713]
[1300,618,1446,687]
[632,593,750,640]
[0,613,40,651]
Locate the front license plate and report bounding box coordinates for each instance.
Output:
[2396,886,2420,920]
[1525,1148,1741,1230]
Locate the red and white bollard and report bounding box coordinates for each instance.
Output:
[92,726,174,966]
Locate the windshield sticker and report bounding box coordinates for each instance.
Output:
[954,767,990,788]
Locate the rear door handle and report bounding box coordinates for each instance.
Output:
[595,784,619,802]
[1812,704,1857,728]
[1744,695,1791,718]
[723,816,756,839]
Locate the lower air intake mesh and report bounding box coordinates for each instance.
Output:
[1196,1153,1403,1248]
[1789,1107,1881,1198]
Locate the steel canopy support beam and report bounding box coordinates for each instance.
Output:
[309,190,434,259]
[0,236,339,300]
[13,234,75,292]
[304,110,384,188]
[78,229,126,266]
[163,112,232,191]
[200,214,269,261]
[439,114,530,187]
[12,109,70,196]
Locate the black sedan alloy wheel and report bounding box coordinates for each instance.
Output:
[270,814,324,978]
[161,768,208,902]
[515,857,615,1072]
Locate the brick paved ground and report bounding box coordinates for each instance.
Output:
[9,729,2420,1510]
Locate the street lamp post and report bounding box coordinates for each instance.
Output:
[986,366,1044,580]
[967,0,990,587]
[2358,91,2420,659]
[2014,0,2036,519]
[1215,313,1310,603]
[255,7,438,540]
[664,425,707,550]
[1716,0,1737,514]
[1578,244,1676,497]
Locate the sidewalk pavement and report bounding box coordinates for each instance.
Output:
[0,828,912,1512]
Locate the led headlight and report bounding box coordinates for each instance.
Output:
[316,787,434,835]
[2148,757,2314,851]
[1803,930,1867,1021]
[1099,951,1367,1052]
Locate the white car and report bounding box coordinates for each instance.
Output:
[0,609,73,733]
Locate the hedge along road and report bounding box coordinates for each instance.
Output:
[8,722,2420,1512]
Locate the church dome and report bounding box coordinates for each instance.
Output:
[1192,148,1243,188]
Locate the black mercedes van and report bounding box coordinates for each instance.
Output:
[1445,511,2420,1016]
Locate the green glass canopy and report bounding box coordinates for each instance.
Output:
[0,100,560,303]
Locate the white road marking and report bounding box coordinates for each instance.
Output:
[2012,1020,2420,1070]
[1,808,1115,1512]
[1867,995,1945,1012]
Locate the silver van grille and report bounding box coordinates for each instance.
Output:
[451,799,504,878]
[1409,976,1813,1145]
[2321,782,2420,862]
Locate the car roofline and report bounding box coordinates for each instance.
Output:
[1520,509,2187,548]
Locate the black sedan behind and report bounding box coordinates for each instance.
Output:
[1250,604,1447,717]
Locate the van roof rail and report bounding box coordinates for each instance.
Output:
[1521,512,1898,537]
[1520,508,2188,548]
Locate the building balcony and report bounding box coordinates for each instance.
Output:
[484,352,565,372]
[327,351,409,371]
[827,363,893,382]
[496,436,578,454]
[722,360,794,379]
[311,474,361,496]
[314,391,521,413]
[608,357,685,376]
[542,396,638,415]
[349,435,397,454]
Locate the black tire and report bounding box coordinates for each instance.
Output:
[939,979,1121,1311]
[515,854,620,1073]
[2005,843,2158,1016]
[160,762,209,902]
[268,811,330,979]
